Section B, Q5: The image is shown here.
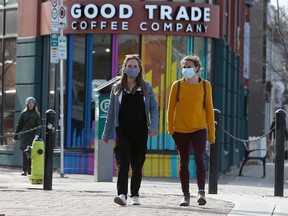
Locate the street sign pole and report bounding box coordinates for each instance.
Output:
[59,0,65,177]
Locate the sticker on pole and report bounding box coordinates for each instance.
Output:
[59,5,68,29]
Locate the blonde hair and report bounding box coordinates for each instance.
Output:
[115,54,146,95]
[180,55,202,73]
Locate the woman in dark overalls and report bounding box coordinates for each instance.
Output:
[102,54,159,206]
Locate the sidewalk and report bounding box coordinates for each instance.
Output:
[0,161,287,216]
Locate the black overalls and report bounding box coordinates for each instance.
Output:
[114,89,148,197]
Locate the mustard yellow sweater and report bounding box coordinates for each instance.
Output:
[167,78,215,143]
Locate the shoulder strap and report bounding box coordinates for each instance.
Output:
[177,80,181,103]
[203,79,206,109]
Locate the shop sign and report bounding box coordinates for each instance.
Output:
[64,1,220,38]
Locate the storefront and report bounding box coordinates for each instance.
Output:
[1,0,249,178]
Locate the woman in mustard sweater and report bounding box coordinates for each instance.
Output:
[167,55,215,206]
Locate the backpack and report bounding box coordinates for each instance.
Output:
[176,78,206,108]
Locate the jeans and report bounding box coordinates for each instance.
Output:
[173,129,207,193]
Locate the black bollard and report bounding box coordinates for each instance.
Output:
[208,109,221,194]
[43,109,56,190]
[274,109,286,196]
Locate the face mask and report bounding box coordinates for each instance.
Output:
[182,68,195,79]
[124,68,140,79]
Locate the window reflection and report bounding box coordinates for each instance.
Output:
[2,39,16,145]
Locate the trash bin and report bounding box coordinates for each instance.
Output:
[94,76,120,182]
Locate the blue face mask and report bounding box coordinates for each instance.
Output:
[182,68,195,79]
[124,68,140,79]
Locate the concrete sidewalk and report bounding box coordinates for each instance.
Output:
[0,161,287,216]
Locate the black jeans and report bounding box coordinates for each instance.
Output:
[114,127,148,197]
[22,151,31,173]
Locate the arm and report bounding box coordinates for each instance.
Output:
[101,88,116,142]
[167,81,178,135]
[14,113,24,140]
[147,83,159,135]
[205,81,215,144]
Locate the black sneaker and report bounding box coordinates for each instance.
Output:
[21,172,27,176]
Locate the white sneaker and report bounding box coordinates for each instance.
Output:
[197,190,206,205]
[131,196,140,205]
[114,194,127,206]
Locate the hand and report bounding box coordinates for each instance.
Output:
[148,132,157,136]
[103,139,109,144]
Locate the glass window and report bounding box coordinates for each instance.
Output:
[172,36,188,74]
[5,9,17,35]
[5,0,17,5]
[92,34,112,81]
[207,38,212,80]
[2,38,16,145]
[0,10,3,36]
[118,34,140,73]
[0,1,3,6]
[143,35,166,150]
[71,35,86,141]
[193,37,205,77]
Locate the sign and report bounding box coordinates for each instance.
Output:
[50,33,58,46]
[65,1,220,38]
[50,0,59,63]
[59,5,68,29]
[50,1,59,33]
[50,46,59,64]
[51,0,58,7]
[58,36,67,60]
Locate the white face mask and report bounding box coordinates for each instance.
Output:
[182,68,195,79]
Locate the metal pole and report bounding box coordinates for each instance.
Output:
[44,109,56,190]
[208,109,221,194]
[274,109,286,196]
[59,0,65,177]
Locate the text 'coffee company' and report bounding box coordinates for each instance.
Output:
[65,1,220,38]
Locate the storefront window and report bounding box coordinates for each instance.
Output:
[92,34,112,82]
[71,35,86,142]
[193,37,206,78]
[2,38,16,145]
[143,35,166,150]
[172,36,188,74]
[118,34,140,72]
